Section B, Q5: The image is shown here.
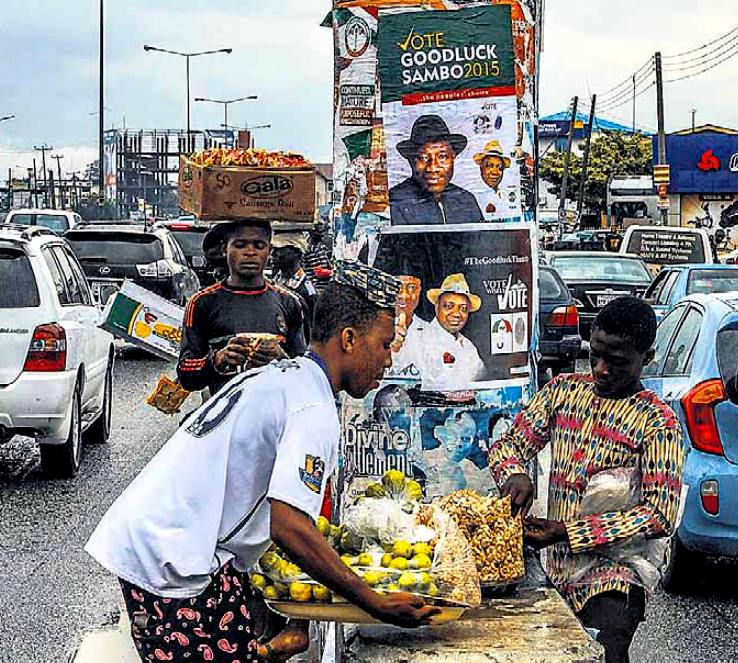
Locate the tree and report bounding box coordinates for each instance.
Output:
[539,132,653,212]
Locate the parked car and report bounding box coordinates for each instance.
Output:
[154,219,215,286]
[641,293,738,591]
[644,264,738,321]
[6,208,82,235]
[538,265,582,385]
[0,224,115,477]
[65,223,200,306]
[552,229,621,252]
[544,251,652,338]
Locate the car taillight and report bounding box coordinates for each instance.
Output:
[700,480,719,516]
[23,323,67,372]
[549,305,579,328]
[136,260,172,278]
[681,379,727,456]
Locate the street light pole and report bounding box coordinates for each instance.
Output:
[143,45,233,144]
[195,96,258,146]
[99,0,104,197]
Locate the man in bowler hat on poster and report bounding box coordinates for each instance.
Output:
[389,115,484,225]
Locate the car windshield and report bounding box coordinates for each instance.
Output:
[553,256,652,283]
[539,268,568,300]
[170,230,205,256]
[0,248,40,307]
[10,213,69,233]
[687,270,738,295]
[66,233,164,264]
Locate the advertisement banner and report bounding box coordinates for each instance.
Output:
[373,225,534,391]
[341,383,526,502]
[377,6,521,224]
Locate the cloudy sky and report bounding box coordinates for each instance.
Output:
[1,0,736,178]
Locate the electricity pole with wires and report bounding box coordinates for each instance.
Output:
[558,96,578,228]
[52,154,65,209]
[34,144,53,208]
[577,95,597,223]
[655,52,669,226]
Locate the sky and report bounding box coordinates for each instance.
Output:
[1,0,736,180]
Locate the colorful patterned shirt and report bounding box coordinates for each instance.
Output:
[488,373,685,612]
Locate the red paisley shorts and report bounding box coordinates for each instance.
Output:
[119,563,263,662]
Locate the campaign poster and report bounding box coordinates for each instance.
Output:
[341,382,526,502]
[372,225,533,391]
[377,5,522,225]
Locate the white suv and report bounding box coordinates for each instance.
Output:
[0,225,114,477]
[5,208,82,235]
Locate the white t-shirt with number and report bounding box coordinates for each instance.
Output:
[85,356,339,598]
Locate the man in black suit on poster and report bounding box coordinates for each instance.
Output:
[389,115,484,226]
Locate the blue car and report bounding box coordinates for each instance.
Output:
[643,264,738,322]
[641,293,738,591]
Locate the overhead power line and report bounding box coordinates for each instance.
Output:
[593,57,654,100]
[598,82,656,113]
[665,42,738,83]
[662,24,738,60]
[664,31,738,71]
[596,74,655,111]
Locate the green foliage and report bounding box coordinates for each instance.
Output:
[540,132,653,211]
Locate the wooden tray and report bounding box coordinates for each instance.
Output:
[265,601,466,625]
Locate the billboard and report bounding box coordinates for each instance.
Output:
[660,132,738,194]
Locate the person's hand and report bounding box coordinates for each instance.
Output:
[524,517,568,550]
[367,593,441,629]
[249,342,287,369]
[500,473,534,517]
[213,337,251,373]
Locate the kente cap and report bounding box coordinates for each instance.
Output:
[474,139,512,167]
[272,232,308,254]
[427,273,482,312]
[397,115,468,161]
[332,260,401,310]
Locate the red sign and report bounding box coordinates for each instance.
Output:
[697,149,721,172]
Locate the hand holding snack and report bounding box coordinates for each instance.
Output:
[213,337,251,373]
[500,473,535,517]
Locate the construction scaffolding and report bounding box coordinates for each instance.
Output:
[105,128,234,218]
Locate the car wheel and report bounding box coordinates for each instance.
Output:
[86,362,113,444]
[40,385,82,478]
[660,534,698,593]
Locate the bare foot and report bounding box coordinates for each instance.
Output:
[258,619,310,661]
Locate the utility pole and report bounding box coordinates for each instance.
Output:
[52,154,65,209]
[655,52,668,225]
[32,158,39,208]
[34,144,53,208]
[99,0,105,197]
[558,96,578,229]
[577,94,597,223]
[632,75,637,135]
[691,108,697,133]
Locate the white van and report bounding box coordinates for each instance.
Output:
[5,208,82,235]
[620,225,715,272]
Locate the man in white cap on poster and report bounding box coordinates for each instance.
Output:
[474,139,514,219]
[400,273,486,389]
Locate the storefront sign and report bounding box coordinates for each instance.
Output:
[660,133,738,193]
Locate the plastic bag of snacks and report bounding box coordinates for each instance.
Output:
[436,490,525,587]
[249,471,481,608]
[188,148,313,170]
[146,375,190,415]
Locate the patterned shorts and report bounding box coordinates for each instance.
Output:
[120,563,263,662]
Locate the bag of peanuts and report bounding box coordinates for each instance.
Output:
[435,490,525,587]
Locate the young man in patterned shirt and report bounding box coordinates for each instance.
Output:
[489,297,685,663]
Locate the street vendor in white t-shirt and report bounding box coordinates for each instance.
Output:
[85,261,439,663]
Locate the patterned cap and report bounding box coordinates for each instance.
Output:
[332,260,401,309]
